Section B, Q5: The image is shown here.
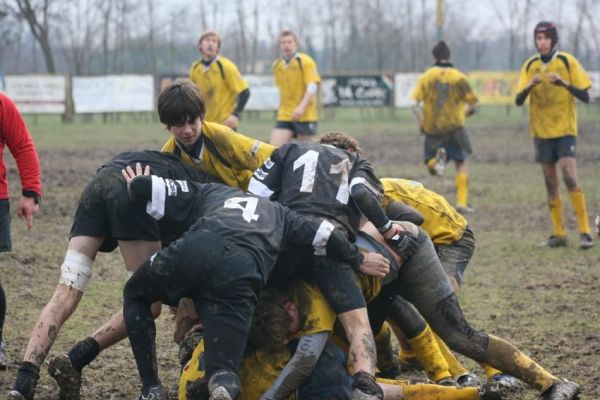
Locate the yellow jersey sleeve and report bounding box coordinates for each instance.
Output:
[221,57,250,94]
[301,55,321,85]
[567,54,592,89]
[290,281,336,338]
[381,178,467,245]
[516,56,536,94]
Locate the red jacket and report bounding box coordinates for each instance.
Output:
[0,92,42,200]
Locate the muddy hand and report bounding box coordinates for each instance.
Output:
[121,162,151,185]
[359,252,390,278]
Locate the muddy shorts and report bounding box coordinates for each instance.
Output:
[0,199,11,252]
[534,135,576,164]
[424,127,472,163]
[275,120,318,137]
[435,226,475,286]
[69,168,160,252]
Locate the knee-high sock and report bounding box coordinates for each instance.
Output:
[481,364,502,378]
[433,332,469,378]
[485,335,558,392]
[569,189,591,234]
[377,378,480,400]
[0,283,5,343]
[455,172,469,208]
[548,198,566,237]
[407,325,452,382]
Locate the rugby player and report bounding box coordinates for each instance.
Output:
[189,31,250,129]
[411,41,478,214]
[270,31,321,146]
[515,21,594,249]
[8,152,216,400]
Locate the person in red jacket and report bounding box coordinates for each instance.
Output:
[0,92,43,370]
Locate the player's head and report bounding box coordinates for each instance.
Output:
[279,30,299,59]
[157,79,205,148]
[320,131,363,154]
[534,21,558,55]
[197,30,221,59]
[432,41,451,62]
[249,289,300,351]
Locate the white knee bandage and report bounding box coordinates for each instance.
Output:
[59,249,94,292]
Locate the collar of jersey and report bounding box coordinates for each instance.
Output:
[282,53,299,66]
[176,137,204,163]
[201,55,220,70]
[433,61,453,68]
[538,49,558,64]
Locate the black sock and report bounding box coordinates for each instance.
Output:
[0,283,5,343]
[67,337,100,372]
[13,362,40,400]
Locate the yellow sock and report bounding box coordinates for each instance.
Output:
[407,325,452,383]
[548,198,566,237]
[569,189,591,234]
[485,335,558,392]
[399,347,416,363]
[426,157,437,174]
[375,379,479,400]
[375,321,401,373]
[481,364,502,378]
[455,172,469,208]
[433,332,469,378]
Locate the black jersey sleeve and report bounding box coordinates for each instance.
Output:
[349,157,390,232]
[283,209,364,270]
[385,200,425,226]
[247,147,286,199]
[132,175,201,223]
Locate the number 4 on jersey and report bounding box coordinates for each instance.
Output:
[224,197,260,223]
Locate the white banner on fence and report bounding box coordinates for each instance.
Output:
[73,75,154,113]
[245,75,279,111]
[394,73,420,108]
[4,75,66,114]
[588,71,600,102]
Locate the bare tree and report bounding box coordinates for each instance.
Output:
[13,0,57,73]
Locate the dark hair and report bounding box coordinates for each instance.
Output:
[319,131,363,154]
[534,21,558,47]
[432,41,451,61]
[249,289,293,352]
[157,79,206,128]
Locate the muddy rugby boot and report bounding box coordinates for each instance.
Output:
[489,373,526,392]
[48,354,82,400]
[539,235,568,248]
[427,148,447,176]
[539,380,580,400]
[456,372,480,387]
[579,233,594,250]
[209,386,233,400]
[0,341,7,370]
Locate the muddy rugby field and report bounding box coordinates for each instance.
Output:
[1,107,600,399]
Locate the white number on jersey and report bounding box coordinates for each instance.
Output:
[292,150,351,204]
[223,197,260,223]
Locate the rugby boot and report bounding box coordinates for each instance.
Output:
[489,373,526,392]
[139,385,166,400]
[539,235,568,248]
[209,386,233,400]
[187,377,209,400]
[456,205,476,214]
[456,372,480,387]
[6,392,27,400]
[579,233,594,250]
[48,354,82,400]
[0,341,7,370]
[539,380,580,400]
[436,377,457,386]
[351,371,384,400]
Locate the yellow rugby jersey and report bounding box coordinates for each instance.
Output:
[161,121,275,190]
[289,281,336,338]
[189,56,249,124]
[178,340,295,400]
[273,53,321,122]
[516,51,591,139]
[381,178,467,245]
[411,65,478,135]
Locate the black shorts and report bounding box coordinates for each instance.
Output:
[534,136,576,164]
[435,226,475,286]
[424,127,472,162]
[144,227,263,334]
[70,168,160,252]
[275,121,318,137]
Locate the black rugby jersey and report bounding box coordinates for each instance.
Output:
[136,176,362,280]
[248,142,382,235]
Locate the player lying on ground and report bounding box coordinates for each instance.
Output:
[121,168,388,400]
[178,281,508,400]
[8,152,217,400]
[248,132,414,399]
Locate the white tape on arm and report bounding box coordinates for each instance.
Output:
[312,220,335,256]
[146,175,166,220]
[59,249,94,292]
